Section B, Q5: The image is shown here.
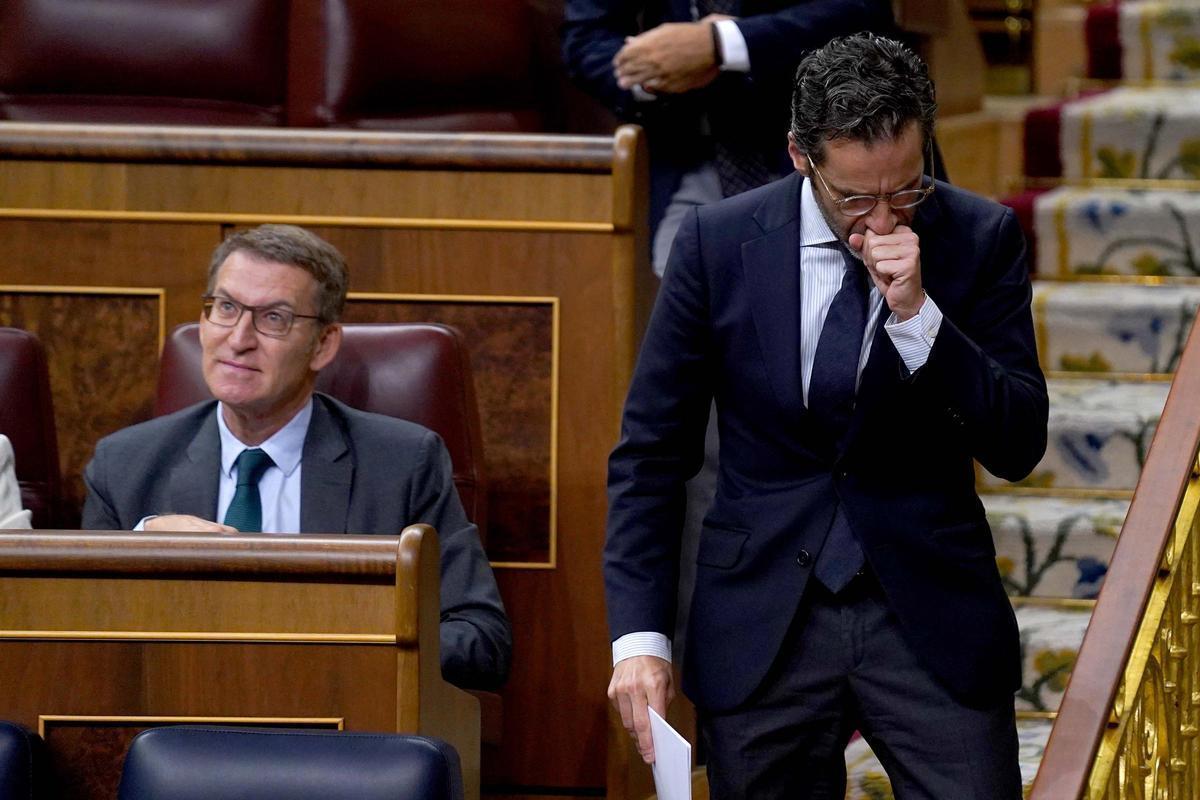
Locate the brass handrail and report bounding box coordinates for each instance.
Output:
[1030,310,1200,799]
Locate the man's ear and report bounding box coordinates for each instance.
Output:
[310,322,342,372]
[787,133,810,175]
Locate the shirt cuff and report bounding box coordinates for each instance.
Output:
[612,631,672,666]
[133,516,155,531]
[885,293,943,373]
[631,84,657,102]
[714,19,750,72]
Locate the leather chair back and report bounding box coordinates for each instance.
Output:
[118,726,464,800]
[0,0,288,125]
[0,328,60,528]
[288,0,546,131]
[155,322,488,536]
[0,721,44,800]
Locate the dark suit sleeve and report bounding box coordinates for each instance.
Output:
[81,439,122,530]
[733,1,895,81]
[412,431,513,690]
[605,207,714,641]
[561,0,643,116]
[919,207,1049,481]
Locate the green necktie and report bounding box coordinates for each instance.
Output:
[222,448,275,532]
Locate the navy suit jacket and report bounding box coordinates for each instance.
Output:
[562,0,895,228]
[606,173,1048,711]
[82,393,512,691]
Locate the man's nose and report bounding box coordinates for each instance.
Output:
[228,311,259,349]
[864,201,898,235]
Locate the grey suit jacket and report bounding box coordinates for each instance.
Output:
[82,393,512,690]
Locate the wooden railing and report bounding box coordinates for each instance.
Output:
[1030,310,1200,799]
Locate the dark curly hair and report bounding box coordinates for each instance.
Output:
[790,33,936,165]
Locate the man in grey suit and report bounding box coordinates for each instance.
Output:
[82,224,511,691]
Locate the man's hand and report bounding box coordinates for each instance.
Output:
[850,225,924,321]
[144,514,238,533]
[613,16,731,95]
[608,655,674,764]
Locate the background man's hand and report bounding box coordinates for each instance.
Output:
[608,654,674,764]
[850,225,924,321]
[613,16,732,95]
[144,514,238,533]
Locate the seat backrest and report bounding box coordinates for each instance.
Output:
[118,726,463,800]
[0,721,43,800]
[155,322,487,536]
[0,328,61,528]
[287,0,546,131]
[0,0,288,125]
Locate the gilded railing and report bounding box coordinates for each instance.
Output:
[1031,314,1200,800]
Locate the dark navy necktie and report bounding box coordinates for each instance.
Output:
[223,448,274,533]
[810,247,869,592]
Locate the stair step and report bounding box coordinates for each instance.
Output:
[1033,280,1200,375]
[985,494,1127,598]
[1061,87,1200,181]
[1016,603,1091,713]
[978,378,1169,492]
[844,716,1053,798]
[1033,187,1200,281]
[1117,3,1200,82]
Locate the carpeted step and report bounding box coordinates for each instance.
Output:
[844,716,1054,798]
[1033,187,1200,281]
[1117,2,1200,82]
[978,377,1169,492]
[1015,603,1092,713]
[1033,281,1200,375]
[984,494,1127,598]
[1061,86,1200,181]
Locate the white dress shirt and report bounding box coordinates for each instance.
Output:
[215,399,312,534]
[613,177,943,666]
[0,434,32,530]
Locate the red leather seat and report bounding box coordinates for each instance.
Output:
[155,323,488,537]
[0,328,61,528]
[0,0,288,126]
[288,0,548,131]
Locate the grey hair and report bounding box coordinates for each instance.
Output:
[790,33,937,164]
[207,224,348,323]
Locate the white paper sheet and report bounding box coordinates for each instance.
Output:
[649,707,692,800]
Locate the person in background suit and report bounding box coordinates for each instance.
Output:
[0,434,32,529]
[562,0,894,276]
[605,34,1047,798]
[82,224,511,691]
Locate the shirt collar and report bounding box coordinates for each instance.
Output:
[799,177,841,248]
[217,397,313,479]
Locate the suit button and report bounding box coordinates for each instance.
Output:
[796,549,812,567]
[836,470,848,480]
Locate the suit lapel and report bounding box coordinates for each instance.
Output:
[168,407,221,519]
[744,173,805,417]
[300,396,353,533]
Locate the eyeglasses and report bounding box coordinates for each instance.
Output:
[202,295,322,338]
[807,146,935,217]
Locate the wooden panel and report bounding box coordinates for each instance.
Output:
[0,576,395,636]
[346,297,555,566]
[0,162,613,224]
[0,288,163,523]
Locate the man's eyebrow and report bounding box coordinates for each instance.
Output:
[830,171,924,196]
[211,290,297,310]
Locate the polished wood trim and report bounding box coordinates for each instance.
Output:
[0,531,400,580]
[0,122,618,172]
[346,293,561,571]
[0,208,614,233]
[0,630,395,644]
[0,284,167,355]
[38,715,346,738]
[1030,301,1200,800]
[1018,710,1060,721]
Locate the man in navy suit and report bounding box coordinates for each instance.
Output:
[562,0,894,276]
[605,34,1047,798]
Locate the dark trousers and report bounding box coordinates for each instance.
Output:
[698,576,1021,800]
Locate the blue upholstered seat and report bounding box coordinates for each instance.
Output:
[0,720,41,800]
[118,726,464,800]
